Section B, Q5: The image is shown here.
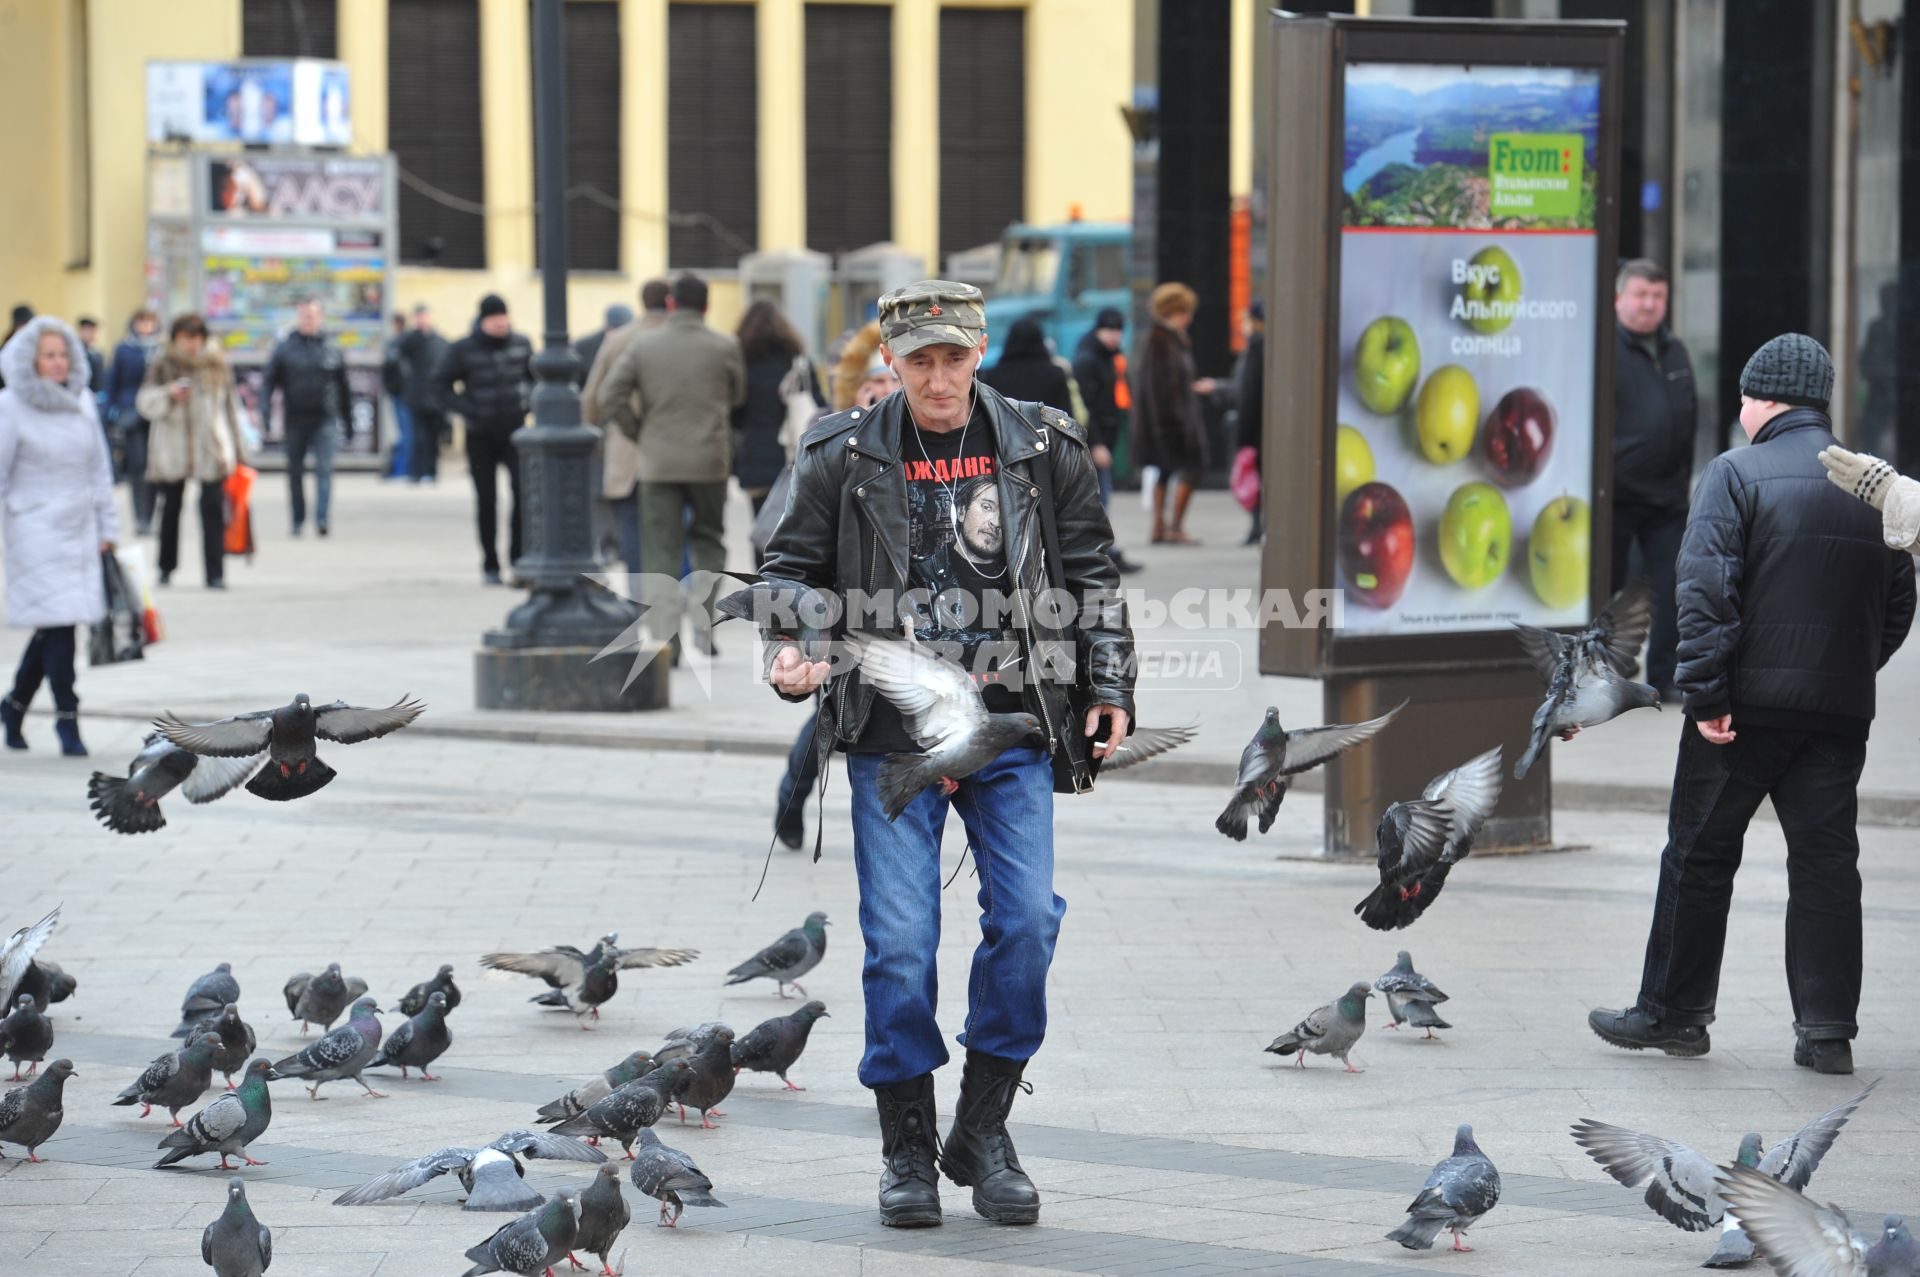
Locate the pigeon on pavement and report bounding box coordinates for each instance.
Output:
[1374,951,1452,1039]
[732,1001,829,1090]
[207,1004,258,1089]
[725,912,829,999]
[1717,1163,1919,1277]
[155,1058,278,1169]
[568,1164,630,1275]
[335,1130,606,1211]
[668,1027,737,1128]
[0,1057,75,1161]
[1216,702,1406,841]
[549,1060,690,1158]
[1386,1123,1502,1251]
[87,732,264,835]
[399,964,462,1016]
[202,1177,272,1277]
[0,907,59,1015]
[535,1051,657,1127]
[0,994,53,1079]
[154,693,425,802]
[1513,582,1660,779]
[271,996,385,1099]
[1355,745,1504,930]
[283,962,368,1035]
[1265,982,1372,1072]
[114,1032,220,1124]
[482,935,698,1019]
[371,991,453,1080]
[629,1128,724,1227]
[460,1191,578,1277]
[653,1022,729,1067]
[175,963,243,1038]
[529,951,623,1027]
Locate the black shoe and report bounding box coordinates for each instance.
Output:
[483,569,503,586]
[1588,1005,1710,1057]
[1,696,27,751]
[775,822,805,851]
[875,1076,943,1227]
[158,569,172,587]
[1111,551,1144,576]
[52,711,86,758]
[317,522,329,538]
[939,1051,1041,1225]
[1795,1037,1854,1074]
[207,580,226,591]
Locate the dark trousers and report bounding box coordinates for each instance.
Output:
[776,708,822,841]
[10,626,78,712]
[156,480,227,585]
[122,421,156,531]
[1610,500,1686,688]
[284,419,339,531]
[411,409,445,481]
[638,480,727,648]
[1636,721,1868,1040]
[468,427,523,574]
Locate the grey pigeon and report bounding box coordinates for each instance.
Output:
[1355,745,1505,930]
[1374,952,1451,1039]
[846,630,1044,821]
[568,1164,631,1275]
[725,911,829,998]
[629,1127,724,1227]
[715,579,836,664]
[371,991,453,1080]
[154,692,426,802]
[201,1177,272,1277]
[535,1051,657,1127]
[460,1191,578,1277]
[207,1004,258,1089]
[271,996,385,1098]
[283,962,368,1034]
[0,906,59,1015]
[114,1032,220,1124]
[1385,1123,1501,1251]
[481,934,699,1017]
[0,993,53,1079]
[175,962,243,1038]
[1265,982,1372,1072]
[1513,582,1660,779]
[1099,722,1200,774]
[549,1060,690,1158]
[732,1001,829,1090]
[335,1129,606,1211]
[668,1027,737,1128]
[156,1057,278,1169]
[12,959,74,1014]
[530,951,622,1026]
[0,1057,75,1161]
[399,964,462,1016]
[1216,701,1406,840]
[1717,1163,1919,1277]
[88,731,264,835]
[653,1022,729,1067]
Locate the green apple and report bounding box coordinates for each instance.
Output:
[1415,365,1479,464]
[1528,494,1591,609]
[1461,245,1522,334]
[1335,424,1374,503]
[1438,481,1512,589]
[1354,317,1420,415]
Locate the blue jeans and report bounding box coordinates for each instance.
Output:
[846,745,1063,1087]
[1096,462,1114,507]
[386,402,415,479]
[284,419,339,530]
[610,491,642,575]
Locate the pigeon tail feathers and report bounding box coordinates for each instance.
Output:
[876,753,945,822]
[1385,1214,1449,1250]
[88,773,168,834]
[246,756,336,802]
[465,1174,545,1213]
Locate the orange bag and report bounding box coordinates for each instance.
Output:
[224,465,256,557]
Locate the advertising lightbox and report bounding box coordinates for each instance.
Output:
[147,59,352,149]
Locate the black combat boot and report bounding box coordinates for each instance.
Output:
[939,1051,1040,1224]
[874,1074,942,1227]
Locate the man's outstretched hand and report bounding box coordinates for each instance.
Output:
[770,643,832,697]
[1085,705,1131,759]
[1696,714,1736,745]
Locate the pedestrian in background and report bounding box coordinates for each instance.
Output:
[1229,302,1265,546]
[1133,282,1216,546]
[0,305,31,389]
[574,302,633,388]
[394,303,448,484]
[733,299,822,516]
[1071,307,1141,574]
[438,294,533,585]
[0,316,119,757]
[136,314,248,591]
[380,311,413,483]
[74,317,106,420]
[583,279,671,575]
[105,307,162,535]
[261,297,350,537]
[980,316,1074,414]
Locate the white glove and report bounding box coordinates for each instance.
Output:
[1819,445,1920,550]
[1884,472,1920,552]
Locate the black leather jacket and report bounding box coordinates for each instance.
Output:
[759,383,1135,787]
[262,330,351,429]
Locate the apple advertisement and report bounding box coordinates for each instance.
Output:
[1333,62,1601,639]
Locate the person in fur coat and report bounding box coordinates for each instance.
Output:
[135,314,250,589]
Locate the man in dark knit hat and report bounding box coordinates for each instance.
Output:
[1589,333,1914,1074]
[437,293,533,583]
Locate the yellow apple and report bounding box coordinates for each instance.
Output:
[1335,425,1375,503]
[1528,495,1591,609]
[1416,365,1479,465]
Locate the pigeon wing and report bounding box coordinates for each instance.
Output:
[1381,800,1453,880]
[0,1088,21,1127]
[333,1146,476,1204]
[483,949,587,990]
[1512,623,1574,682]
[0,907,58,1009]
[1571,1119,1722,1230]
[611,946,699,970]
[1759,1079,1879,1192]
[153,711,274,757]
[848,633,986,752]
[1422,746,1504,850]
[1375,970,1448,1002]
[181,751,269,804]
[1279,700,1407,775]
[491,1130,609,1165]
[312,697,426,744]
[302,1024,367,1070]
[187,1093,249,1146]
[1100,723,1198,774]
[735,930,809,978]
[1717,1165,1871,1277]
[1590,580,1656,674]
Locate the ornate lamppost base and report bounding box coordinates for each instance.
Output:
[474,641,670,712]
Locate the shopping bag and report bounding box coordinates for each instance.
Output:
[224,465,257,558]
[1230,446,1261,513]
[115,543,165,646]
[89,550,146,666]
[1140,464,1161,510]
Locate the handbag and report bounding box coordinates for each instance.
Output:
[778,355,822,463]
[1230,445,1261,512]
[88,550,146,666]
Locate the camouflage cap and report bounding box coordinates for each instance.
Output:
[877,280,987,356]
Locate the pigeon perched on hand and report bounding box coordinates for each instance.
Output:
[371,991,453,1080]
[155,1058,278,1170]
[1386,1124,1501,1251]
[1265,982,1372,1072]
[271,996,385,1098]
[0,907,59,1014]
[732,1001,829,1090]
[202,1177,272,1277]
[0,1057,74,1162]
[569,1164,630,1276]
[1216,702,1406,841]
[460,1190,578,1277]
[399,964,462,1016]
[535,1051,657,1127]
[154,693,425,802]
[629,1127,724,1227]
[335,1129,606,1211]
[725,912,828,999]
[549,1060,689,1158]
[1513,582,1660,779]
[206,1004,258,1090]
[174,963,243,1038]
[87,732,264,835]
[1354,745,1504,930]
[1717,1162,1919,1277]
[482,934,698,1020]
[716,579,837,664]
[0,994,53,1079]
[114,1032,220,1124]
[1374,952,1451,1040]
[283,962,368,1035]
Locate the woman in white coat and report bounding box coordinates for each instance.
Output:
[0,316,120,756]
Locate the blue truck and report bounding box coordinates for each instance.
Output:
[980,220,1131,358]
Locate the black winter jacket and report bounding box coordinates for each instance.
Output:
[1070,331,1122,449]
[980,324,1074,416]
[394,327,451,415]
[1675,408,1915,737]
[436,324,533,432]
[730,353,821,491]
[1612,324,1697,508]
[262,331,351,430]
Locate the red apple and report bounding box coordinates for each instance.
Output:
[1481,387,1556,487]
[1339,481,1415,609]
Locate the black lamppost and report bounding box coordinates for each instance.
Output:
[476,0,663,711]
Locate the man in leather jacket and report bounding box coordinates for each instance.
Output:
[261,297,352,536]
[758,281,1135,1230]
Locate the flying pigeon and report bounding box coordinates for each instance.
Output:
[1571,1080,1878,1258]
[175,962,243,1038]
[0,1057,75,1161]
[1513,582,1660,779]
[481,935,698,1019]
[725,912,828,999]
[1354,745,1505,930]
[271,996,385,1099]
[202,1177,272,1277]
[460,1191,578,1277]
[1098,723,1200,774]
[629,1127,724,1227]
[1216,702,1406,841]
[87,731,264,835]
[10,959,74,1015]
[715,579,837,664]
[569,1164,631,1276]
[153,693,425,802]
[0,906,59,1014]
[548,1060,690,1158]
[1717,1163,1919,1277]
[732,1001,829,1090]
[0,994,53,1079]
[114,1032,220,1125]
[1386,1123,1502,1251]
[371,991,453,1080]
[1374,951,1452,1039]
[400,964,463,1016]
[667,1027,736,1128]
[1265,982,1372,1072]
[535,1051,658,1127]
[283,962,368,1035]
[156,1058,278,1169]
[206,1004,258,1089]
[335,1130,606,1212]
